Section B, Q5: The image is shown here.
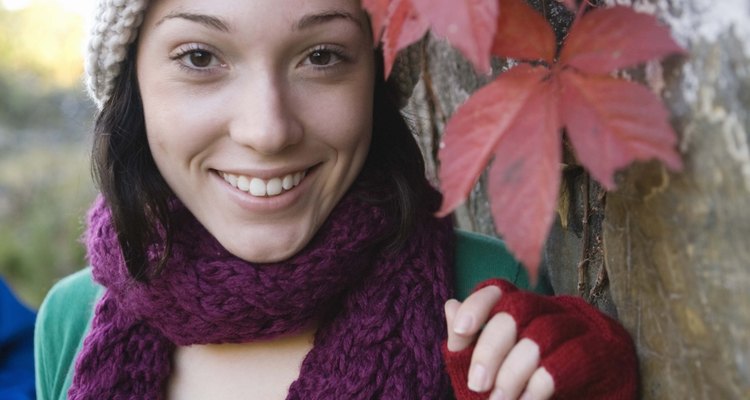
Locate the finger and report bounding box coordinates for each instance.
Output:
[465,312,516,393]
[519,367,555,400]
[452,285,502,338]
[490,338,541,400]
[446,286,501,352]
[444,298,461,345]
[445,298,474,352]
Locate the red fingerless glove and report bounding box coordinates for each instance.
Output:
[443,279,638,400]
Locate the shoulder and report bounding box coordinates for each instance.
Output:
[453,230,530,300]
[35,268,101,400]
[37,268,101,329]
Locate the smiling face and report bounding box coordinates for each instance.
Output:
[136,0,375,262]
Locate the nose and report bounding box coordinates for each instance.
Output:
[228,72,302,155]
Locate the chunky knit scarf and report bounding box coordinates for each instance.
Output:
[69,182,455,399]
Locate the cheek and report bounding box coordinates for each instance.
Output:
[302,81,375,156]
[327,107,372,155]
[138,70,222,165]
[143,96,221,166]
[143,108,180,169]
[340,93,374,163]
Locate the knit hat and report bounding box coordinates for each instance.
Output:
[85,0,150,108]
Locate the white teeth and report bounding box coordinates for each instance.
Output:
[282,175,294,190]
[221,170,307,197]
[237,176,250,191]
[226,174,238,187]
[266,178,282,196]
[249,178,266,196]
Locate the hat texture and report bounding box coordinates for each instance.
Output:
[86,0,150,108]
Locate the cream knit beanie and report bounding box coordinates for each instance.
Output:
[85,0,150,108]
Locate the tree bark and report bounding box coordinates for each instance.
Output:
[602,1,750,397]
[397,0,750,397]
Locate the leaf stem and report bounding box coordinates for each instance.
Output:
[569,0,592,31]
[576,0,592,20]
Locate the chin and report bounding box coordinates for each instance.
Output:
[220,229,313,264]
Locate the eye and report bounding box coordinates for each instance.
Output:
[301,45,348,68]
[186,49,215,68]
[171,44,226,72]
[308,49,334,65]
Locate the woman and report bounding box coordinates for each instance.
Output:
[35,0,638,399]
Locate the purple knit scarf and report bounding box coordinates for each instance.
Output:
[69,182,455,399]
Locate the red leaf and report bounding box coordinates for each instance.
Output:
[411,0,498,73]
[438,65,552,216]
[492,0,556,63]
[438,65,559,278]
[560,70,683,189]
[486,76,561,281]
[559,6,685,75]
[381,0,429,78]
[362,0,391,42]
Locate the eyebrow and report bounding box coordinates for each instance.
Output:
[155,10,363,34]
[157,12,232,32]
[294,10,363,32]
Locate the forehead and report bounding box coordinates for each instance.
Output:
[143,0,366,31]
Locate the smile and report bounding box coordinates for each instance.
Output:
[219,170,307,197]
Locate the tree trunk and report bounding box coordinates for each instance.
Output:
[397,0,750,397]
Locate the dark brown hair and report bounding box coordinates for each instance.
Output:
[92,45,438,281]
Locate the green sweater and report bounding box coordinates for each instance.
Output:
[34,230,533,400]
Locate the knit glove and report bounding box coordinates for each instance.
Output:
[443,279,638,399]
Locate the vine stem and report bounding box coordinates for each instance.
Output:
[589,262,609,299]
[420,38,446,167]
[589,185,609,299]
[577,173,591,298]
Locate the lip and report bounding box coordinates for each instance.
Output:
[212,164,319,213]
[215,164,314,181]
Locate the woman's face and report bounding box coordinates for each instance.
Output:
[137,0,374,262]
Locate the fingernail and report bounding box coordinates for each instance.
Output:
[489,389,505,400]
[454,314,473,334]
[519,393,532,400]
[467,363,488,392]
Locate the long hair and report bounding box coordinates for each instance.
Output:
[91,45,437,281]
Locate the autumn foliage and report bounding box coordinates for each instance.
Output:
[362,0,685,281]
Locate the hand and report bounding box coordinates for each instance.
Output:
[442,279,638,400]
[445,285,554,400]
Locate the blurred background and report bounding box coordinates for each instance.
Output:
[0,0,97,308]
